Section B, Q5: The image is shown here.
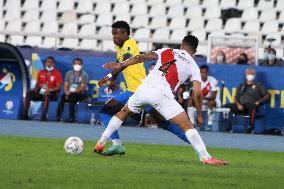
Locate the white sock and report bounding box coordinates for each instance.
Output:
[185,129,211,161]
[187,107,195,124]
[98,116,123,145]
[112,139,122,146]
[207,108,214,125]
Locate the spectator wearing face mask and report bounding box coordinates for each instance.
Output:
[56,58,89,122]
[22,56,62,121]
[224,68,271,133]
[236,53,248,65]
[259,48,282,67]
[215,51,227,64]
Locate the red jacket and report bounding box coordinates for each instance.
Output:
[36,69,62,91]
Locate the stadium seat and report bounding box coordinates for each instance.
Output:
[241,8,258,21]
[196,44,208,55]
[58,11,77,24]
[168,16,186,29]
[170,29,188,41]
[4,0,20,10]
[257,0,274,10]
[80,39,98,50]
[148,16,167,29]
[94,1,111,14]
[219,0,236,9]
[114,14,131,23]
[185,6,202,18]
[165,0,183,6]
[61,23,78,34]
[264,33,282,46]
[77,14,96,24]
[259,9,276,22]
[133,28,151,39]
[79,24,96,36]
[10,35,24,46]
[41,37,57,49]
[243,21,260,33]
[25,21,42,47]
[57,0,74,12]
[101,40,115,51]
[149,4,166,16]
[147,0,164,5]
[167,5,185,18]
[40,10,57,22]
[204,6,221,19]
[237,0,254,9]
[98,27,112,37]
[22,0,40,10]
[96,13,113,26]
[4,8,21,21]
[61,38,79,49]
[40,0,57,10]
[188,18,204,31]
[224,18,241,33]
[262,21,279,34]
[77,0,94,13]
[129,0,146,4]
[202,0,219,7]
[131,15,149,28]
[112,3,130,15]
[131,3,148,16]
[41,21,59,34]
[6,21,22,32]
[205,18,223,32]
[209,31,226,44]
[279,12,284,25]
[275,1,284,11]
[191,30,206,41]
[183,0,200,7]
[152,28,170,40]
[22,10,40,22]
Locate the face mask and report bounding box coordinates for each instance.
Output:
[246,74,255,82]
[263,52,269,60]
[73,64,82,72]
[46,66,54,72]
[216,55,224,63]
[268,54,276,61]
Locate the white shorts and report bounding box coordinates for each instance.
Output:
[127,81,184,120]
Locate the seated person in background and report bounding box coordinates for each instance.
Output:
[215,50,227,64]
[187,65,221,128]
[22,56,62,121]
[56,58,89,122]
[224,68,271,133]
[236,53,248,65]
[259,48,282,67]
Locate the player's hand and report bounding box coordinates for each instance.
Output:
[237,103,244,111]
[109,80,117,91]
[103,62,122,70]
[98,76,110,87]
[196,114,203,127]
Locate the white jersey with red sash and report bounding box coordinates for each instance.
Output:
[201,76,218,99]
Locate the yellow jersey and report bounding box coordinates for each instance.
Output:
[115,38,146,92]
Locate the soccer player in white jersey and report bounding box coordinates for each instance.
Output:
[187,64,221,129]
[94,35,228,165]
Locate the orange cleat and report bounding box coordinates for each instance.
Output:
[202,157,229,166]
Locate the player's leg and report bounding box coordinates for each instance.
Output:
[158,98,228,165]
[207,99,217,128]
[148,108,189,144]
[94,104,132,154]
[187,96,196,124]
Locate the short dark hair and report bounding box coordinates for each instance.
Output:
[73,57,83,64]
[111,21,130,35]
[200,64,209,71]
[45,56,55,63]
[149,63,156,68]
[182,35,199,50]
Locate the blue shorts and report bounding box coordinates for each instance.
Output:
[113,90,134,105]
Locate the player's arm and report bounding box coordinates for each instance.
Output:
[103,52,158,70]
[64,81,70,95]
[192,80,203,126]
[205,91,217,101]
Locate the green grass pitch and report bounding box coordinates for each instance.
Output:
[0,135,284,189]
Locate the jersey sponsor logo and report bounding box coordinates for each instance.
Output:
[0,68,16,92]
[160,49,179,90]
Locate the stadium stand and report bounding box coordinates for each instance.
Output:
[0,0,282,59]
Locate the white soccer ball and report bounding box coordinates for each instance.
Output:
[64,136,84,155]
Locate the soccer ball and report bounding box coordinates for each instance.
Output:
[64,136,84,155]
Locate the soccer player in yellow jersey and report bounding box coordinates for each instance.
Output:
[97,21,146,156]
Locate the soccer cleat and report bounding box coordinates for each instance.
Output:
[202,157,229,166]
[94,142,105,154]
[101,145,126,156]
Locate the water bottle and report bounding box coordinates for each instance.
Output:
[90,113,95,125]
